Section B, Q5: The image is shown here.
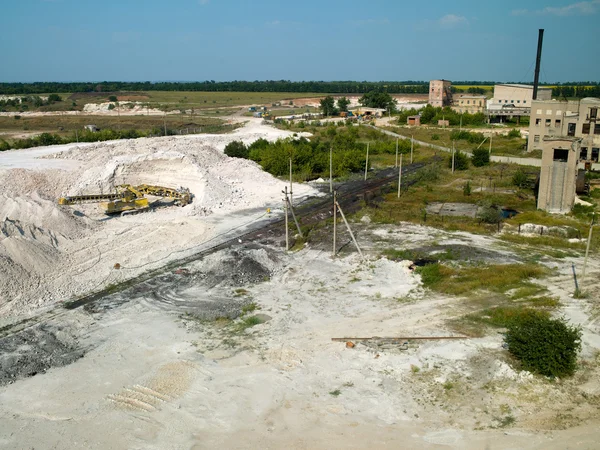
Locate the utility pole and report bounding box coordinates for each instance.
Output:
[410,135,414,164]
[284,187,289,251]
[329,146,333,193]
[397,153,403,198]
[452,141,455,173]
[364,142,369,181]
[489,130,493,154]
[289,157,293,207]
[582,214,595,284]
[286,195,303,238]
[75,129,78,143]
[335,200,363,259]
[459,114,462,131]
[395,139,399,168]
[332,190,337,257]
[164,115,167,137]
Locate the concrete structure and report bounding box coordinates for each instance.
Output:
[452,94,486,114]
[84,125,99,132]
[492,83,552,107]
[407,115,421,126]
[528,98,600,165]
[486,84,552,119]
[429,80,452,107]
[537,137,580,213]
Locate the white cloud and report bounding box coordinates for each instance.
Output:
[512,0,600,16]
[438,14,468,28]
[198,0,209,5]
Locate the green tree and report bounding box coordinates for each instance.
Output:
[359,91,397,112]
[108,95,118,102]
[224,140,249,159]
[320,96,337,116]
[449,150,469,170]
[337,96,350,112]
[471,147,490,167]
[48,94,62,102]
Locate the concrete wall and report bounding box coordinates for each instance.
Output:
[537,138,579,213]
[528,98,600,155]
[492,84,551,108]
[429,80,452,107]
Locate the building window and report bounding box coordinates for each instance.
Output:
[534,135,540,143]
[556,110,562,115]
[592,148,599,162]
[546,110,552,115]
[555,119,561,127]
[568,123,576,136]
[553,149,569,162]
[523,100,527,104]
[536,109,542,114]
[591,108,598,119]
[595,124,600,135]
[499,100,502,103]
[467,100,470,104]
[580,147,588,160]
[517,100,520,103]
[545,119,551,127]
[535,118,541,125]
[583,123,591,134]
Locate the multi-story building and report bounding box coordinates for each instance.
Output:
[429,80,452,107]
[528,97,600,164]
[451,94,486,114]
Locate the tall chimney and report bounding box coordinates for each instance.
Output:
[533,29,544,100]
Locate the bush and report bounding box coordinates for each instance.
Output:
[507,128,521,138]
[48,93,62,102]
[224,140,249,158]
[431,134,440,140]
[449,150,469,170]
[471,147,490,167]
[512,169,529,188]
[107,103,115,110]
[463,181,472,196]
[477,202,502,224]
[505,315,581,377]
[108,95,118,102]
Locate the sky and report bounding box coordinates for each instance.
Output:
[1,0,599,83]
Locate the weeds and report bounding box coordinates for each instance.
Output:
[329,389,342,397]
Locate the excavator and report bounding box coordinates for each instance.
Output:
[58,184,192,215]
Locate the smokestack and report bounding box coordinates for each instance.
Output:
[533,29,544,100]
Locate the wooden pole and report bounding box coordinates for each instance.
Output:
[287,197,303,237]
[289,157,293,207]
[333,190,337,257]
[329,146,333,193]
[395,139,398,168]
[582,215,595,283]
[397,153,403,198]
[364,142,369,181]
[284,187,289,251]
[452,141,455,173]
[410,135,414,164]
[75,129,78,143]
[335,201,363,259]
[489,130,493,154]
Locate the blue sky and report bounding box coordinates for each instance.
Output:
[1,0,599,82]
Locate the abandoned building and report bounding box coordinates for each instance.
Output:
[429,80,453,107]
[536,137,581,213]
[528,97,600,167]
[451,94,486,114]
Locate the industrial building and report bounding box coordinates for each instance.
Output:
[536,137,580,213]
[452,94,486,114]
[429,80,452,107]
[527,97,600,164]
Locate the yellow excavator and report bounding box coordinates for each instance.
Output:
[58,184,192,215]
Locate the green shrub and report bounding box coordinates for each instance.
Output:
[449,150,469,170]
[431,134,440,140]
[504,315,582,377]
[107,103,115,110]
[507,128,521,138]
[416,263,444,287]
[463,181,472,196]
[224,140,249,158]
[512,169,529,188]
[471,147,490,167]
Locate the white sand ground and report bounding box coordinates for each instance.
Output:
[0,119,315,316]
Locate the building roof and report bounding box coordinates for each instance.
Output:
[581,97,600,104]
[455,94,486,99]
[496,83,552,90]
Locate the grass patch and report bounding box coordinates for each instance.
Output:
[241,302,258,314]
[237,315,262,330]
[329,389,342,397]
[417,263,549,296]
